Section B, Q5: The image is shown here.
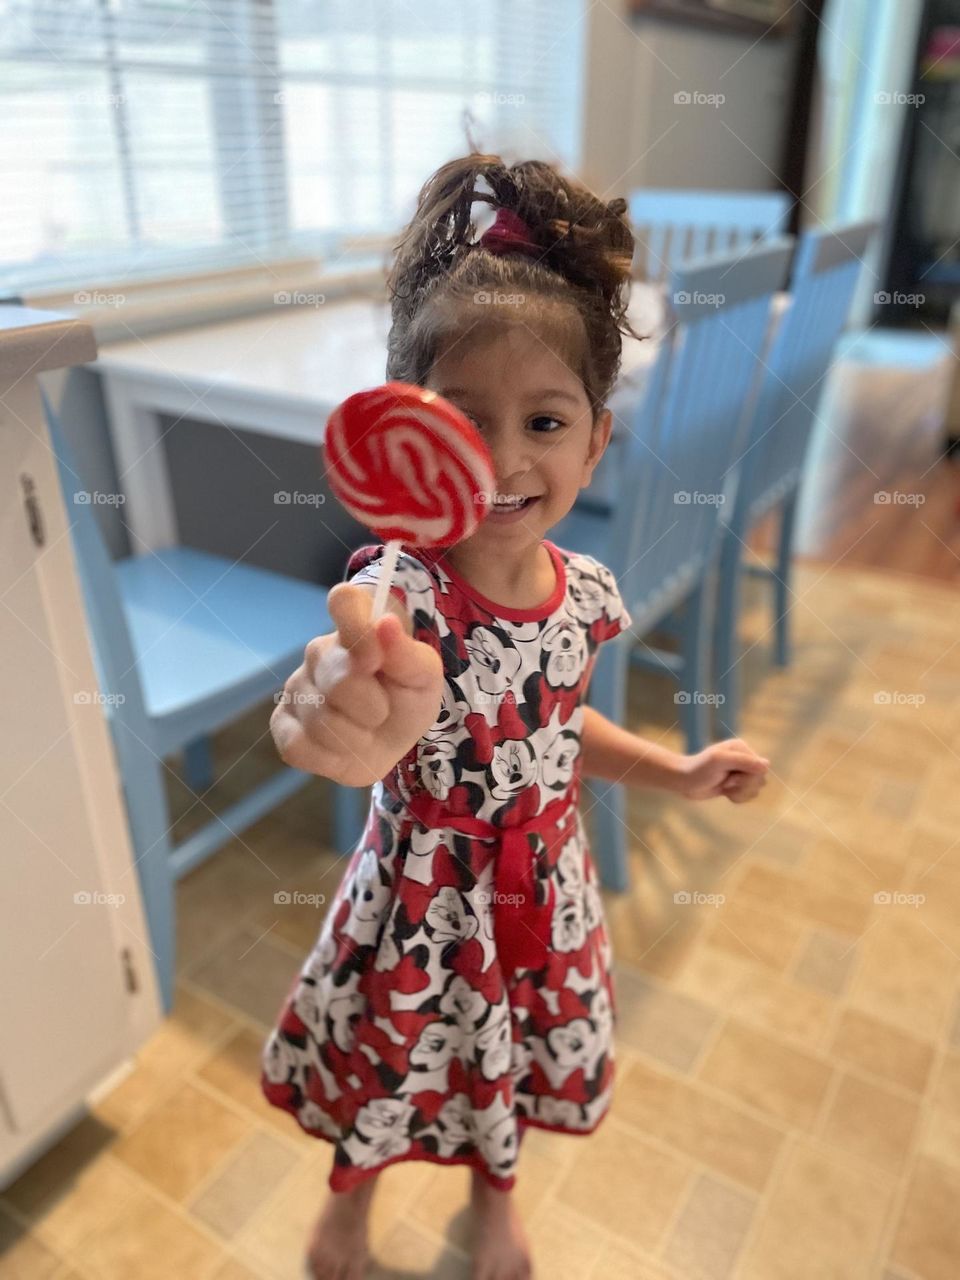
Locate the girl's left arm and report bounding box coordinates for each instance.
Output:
[580,705,771,803]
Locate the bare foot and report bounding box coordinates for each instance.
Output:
[469,1170,533,1280]
[305,1176,377,1279]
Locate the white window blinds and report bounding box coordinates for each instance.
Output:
[1,0,586,294]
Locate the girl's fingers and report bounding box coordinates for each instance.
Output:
[327,583,385,676]
[377,617,444,691]
[324,670,391,728]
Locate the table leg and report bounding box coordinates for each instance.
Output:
[100,375,179,554]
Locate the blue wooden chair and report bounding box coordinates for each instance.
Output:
[44,393,366,1012]
[629,189,791,284]
[554,238,795,891]
[712,221,877,735]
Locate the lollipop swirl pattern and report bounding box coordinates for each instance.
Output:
[324,383,495,548]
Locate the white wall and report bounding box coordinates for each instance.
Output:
[580,1,798,199]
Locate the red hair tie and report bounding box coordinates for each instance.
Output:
[478,207,541,258]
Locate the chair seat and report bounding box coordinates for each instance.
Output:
[116,547,331,727]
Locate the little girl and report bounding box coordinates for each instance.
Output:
[262,152,770,1280]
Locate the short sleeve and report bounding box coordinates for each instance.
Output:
[580,554,633,643]
[344,545,442,654]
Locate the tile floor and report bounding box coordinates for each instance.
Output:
[1,561,959,1280]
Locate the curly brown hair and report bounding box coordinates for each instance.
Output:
[384,152,645,422]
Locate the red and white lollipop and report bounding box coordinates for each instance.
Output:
[323,381,495,619]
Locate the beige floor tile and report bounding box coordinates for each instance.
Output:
[366,1223,470,1278]
[819,1071,920,1176]
[526,1202,612,1280]
[588,1242,679,1279]
[932,1050,960,1116]
[697,1019,833,1130]
[612,966,719,1072]
[188,1131,301,1239]
[111,1081,250,1203]
[1,1115,116,1223]
[195,1023,318,1149]
[724,969,836,1048]
[208,1256,269,1280]
[703,898,807,973]
[91,984,238,1133]
[20,1155,141,1259]
[367,1161,436,1251]
[917,1104,960,1172]
[738,1137,893,1280]
[891,1155,960,1280]
[0,1202,65,1280]
[553,1117,692,1252]
[732,861,872,936]
[189,924,309,1028]
[615,1058,783,1193]
[71,1181,224,1280]
[829,1007,935,1094]
[791,925,859,996]
[661,1172,757,1280]
[847,911,957,1040]
[236,1154,329,1278]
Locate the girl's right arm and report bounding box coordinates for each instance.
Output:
[269,582,444,787]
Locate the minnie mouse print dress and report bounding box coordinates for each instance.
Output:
[261,539,633,1192]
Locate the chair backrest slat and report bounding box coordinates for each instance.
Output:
[731,220,876,534]
[629,189,791,284]
[607,237,795,620]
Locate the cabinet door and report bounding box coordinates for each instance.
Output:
[0,383,128,1138]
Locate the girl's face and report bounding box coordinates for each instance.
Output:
[425,323,612,549]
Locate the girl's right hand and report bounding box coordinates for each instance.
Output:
[270,583,444,786]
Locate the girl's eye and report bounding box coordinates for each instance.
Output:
[530,416,564,433]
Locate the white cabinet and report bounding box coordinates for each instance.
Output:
[0,307,161,1188]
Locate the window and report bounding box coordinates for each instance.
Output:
[2,0,587,294]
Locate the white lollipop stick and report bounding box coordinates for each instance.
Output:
[370,538,402,622]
